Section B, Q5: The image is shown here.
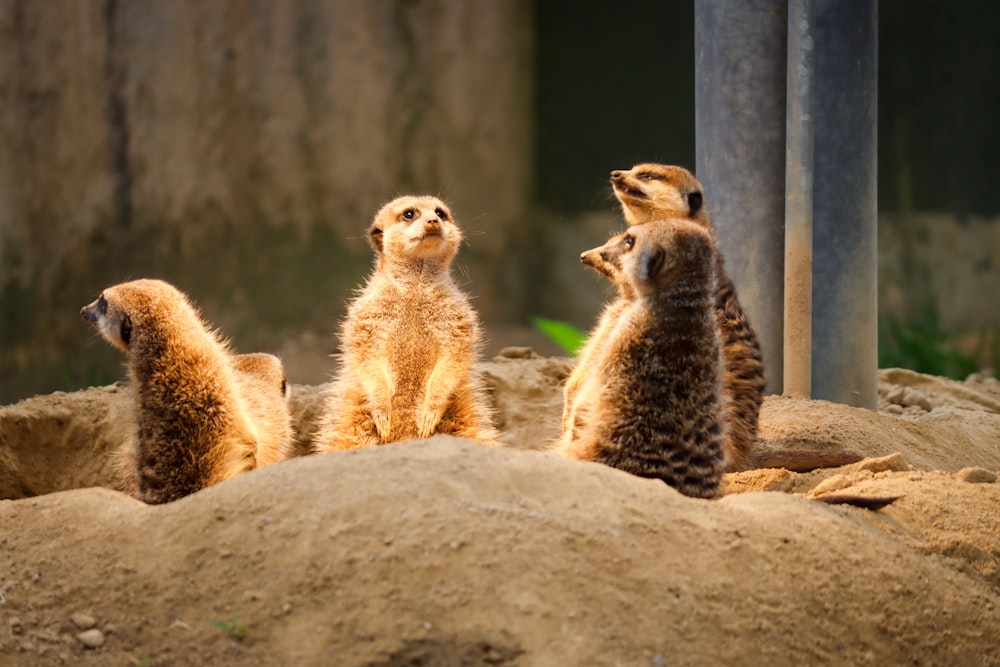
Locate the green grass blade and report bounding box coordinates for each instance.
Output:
[532,317,588,356]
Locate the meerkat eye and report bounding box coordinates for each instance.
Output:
[435,208,448,221]
[402,209,416,220]
[638,172,664,182]
[624,234,635,249]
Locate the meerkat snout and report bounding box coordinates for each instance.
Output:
[81,295,106,324]
[610,170,623,180]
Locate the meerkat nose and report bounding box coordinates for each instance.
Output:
[610,170,623,180]
[81,305,97,323]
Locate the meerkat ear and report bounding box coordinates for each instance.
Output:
[368,225,384,254]
[687,192,703,215]
[638,246,666,281]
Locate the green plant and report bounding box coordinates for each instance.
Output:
[213,615,248,641]
[878,300,996,380]
[531,317,588,356]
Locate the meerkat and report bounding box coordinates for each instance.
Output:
[81,279,288,503]
[231,353,295,467]
[609,163,764,472]
[607,163,862,472]
[557,220,726,499]
[560,235,634,434]
[313,195,498,452]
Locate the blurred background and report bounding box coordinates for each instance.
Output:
[1,0,998,404]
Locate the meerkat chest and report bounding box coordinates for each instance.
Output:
[354,282,471,356]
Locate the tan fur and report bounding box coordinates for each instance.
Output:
[313,195,498,452]
[560,236,634,434]
[81,279,285,503]
[610,163,765,472]
[231,353,295,467]
[557,220,725,499]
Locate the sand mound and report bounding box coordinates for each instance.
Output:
[1,362,999,665]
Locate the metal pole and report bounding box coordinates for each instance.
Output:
[695,0,788,396]
[783,0,815,398]
[811,0,878,409]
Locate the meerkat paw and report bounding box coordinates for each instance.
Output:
[371,408,392,441]
[417,405,446,439]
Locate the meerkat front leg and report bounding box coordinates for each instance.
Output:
[359,357,396,441]
[417,354,464,438]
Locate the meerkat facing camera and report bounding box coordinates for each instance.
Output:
[313,195,498,452]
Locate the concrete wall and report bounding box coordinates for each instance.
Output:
[0,0,535,402]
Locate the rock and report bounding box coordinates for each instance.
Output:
[9,616,23,634]
[884,385,905,405]
[76,629,105,649]
[496,346,539,360]
[953,467,997,484]
[70,613,96,630]
[810,474,854,496]
[849,453,910,474]
[900,388,932,411]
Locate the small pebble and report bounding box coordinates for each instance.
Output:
[954,467,997,484]
[9,616,23,635]
[71,613,96,630]
[883,404,904,415]
[76,629,105,649]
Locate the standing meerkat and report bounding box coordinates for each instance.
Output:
[81,279,292,503]
[609,163,764,472]
[560,234,633,434]
[606,163,860,472]
[557,220,725,499]
[313,195,498,452]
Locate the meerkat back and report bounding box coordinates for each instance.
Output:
[81,279,259,503]
[314,195,497,452]
[558,221,726,499]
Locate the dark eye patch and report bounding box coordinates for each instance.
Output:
[688,192,703,214]
[402,209,416,220]
[435,208,448,220]
[96,295,108,316]
[120,314,132,346]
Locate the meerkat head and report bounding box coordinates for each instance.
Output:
[368,196,462,271]
[580,231,637,300]
[232,353,291,402]
[81,279,194,353]
[610,163,708,227]
[596,220,714,298]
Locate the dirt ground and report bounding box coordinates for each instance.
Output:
[1,357,999,666]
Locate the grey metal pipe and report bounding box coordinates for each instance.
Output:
[783,0,816,398]
[695,0,788,396]
[810,0,878,409]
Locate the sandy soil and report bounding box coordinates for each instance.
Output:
[1,357,998,666]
